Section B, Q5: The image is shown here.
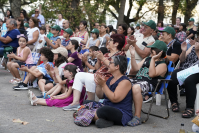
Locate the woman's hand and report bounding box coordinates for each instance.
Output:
[94,51,104,61]
[50,96,57,100]
[95,74,106,87]
[77,53,83,60]
[7,52,16,58]
[19,65,28,71]
[181,41,187,52]
[54,66,59,75]
[152,51,163,60]
[129,45,135,56]
[189,39,196,46]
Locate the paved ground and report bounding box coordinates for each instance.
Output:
[0,67,196,133]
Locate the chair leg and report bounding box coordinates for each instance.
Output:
[142,82,170,123]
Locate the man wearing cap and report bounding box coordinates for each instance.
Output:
[0,19,20,57]
[60,20,70,36]
[44,25,61,49]
[31,9,45,27]
[61,28,73,48]
[159,26,182,64]
[186,18,197,40]
[125,20,156,63]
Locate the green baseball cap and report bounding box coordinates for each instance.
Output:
[24,23,29,28]
[136,24,140,27]
[147,40,167,52]
[188,18,195,22]
[51,25,61,32]
[159,26,176,37]
[143,20,156,30]
[91,28,99,34]
[62,28,73,36]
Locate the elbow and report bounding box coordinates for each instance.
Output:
[149,73,155,78]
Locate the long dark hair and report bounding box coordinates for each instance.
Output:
[179,23,186,32]
[17,17,24,29]
[151,48,169,65]
[6,9,12,17]
[30,17,38,27]
[71,40,81,52]
[21,9,29,21]
[54,53,68,67]
[108,25,113,33]
[118,24,128,36]
[64,64,79,78]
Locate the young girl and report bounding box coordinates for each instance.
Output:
[7,34,33,84]
[67,40,83,71]
[37,47,68,98]
[82,28,100,50]
[28,64,86,107]
[44,25,61,49]
[78,20,89,54]
[37,26,46,51]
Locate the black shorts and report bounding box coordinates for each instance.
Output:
[45,80,53,85]
[16,61,26,67]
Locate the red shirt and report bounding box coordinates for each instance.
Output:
[60,30,64,36]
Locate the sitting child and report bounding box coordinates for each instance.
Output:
[28,64,86,107]
[61,28,73,48]
[13,47,54,90]
[7,34,33,84]
[37,47,68,98]
[37,26,46,52]
[44,25,61,49]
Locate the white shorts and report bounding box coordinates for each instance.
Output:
[72,72,96,93]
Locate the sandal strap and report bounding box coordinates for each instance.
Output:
[127,116,141,127]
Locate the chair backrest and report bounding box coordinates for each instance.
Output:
[157,61,174,95]
[125,57,131,75]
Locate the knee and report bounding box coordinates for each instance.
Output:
[132,84,141,94]
[38,79,45,84]
[45,83,53,89]
[7,62,11,67]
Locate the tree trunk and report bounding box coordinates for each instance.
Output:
[117,0,126,28]
[171,0,181,25]
[9,0,21,18]
[157,0,165,23]
[184,0,198,24]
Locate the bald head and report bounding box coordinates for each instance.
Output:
[62,20,69,29]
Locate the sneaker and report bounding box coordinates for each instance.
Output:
[95,118,114,128]
[13,82,28,90]
[63,104,80,111]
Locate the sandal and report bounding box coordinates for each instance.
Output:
[9,78,16,83]
[182,108,194,118]
[30,92,38,106]
[12,78,22,84]
[127,116,141,127]
[171,102,179,112]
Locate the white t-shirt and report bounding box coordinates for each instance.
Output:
[126,34,155,62]
[58,62,67,77]
[55,19,65,29]
[37,34,46,49]
[27,27,40,46]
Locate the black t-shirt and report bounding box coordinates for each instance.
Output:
[167,40,182,65]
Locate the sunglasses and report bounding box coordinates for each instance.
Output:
[35,11,39,13]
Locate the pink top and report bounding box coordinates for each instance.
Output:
[157,27,164,31]
[78,31,87,46]
[17,47,33,64]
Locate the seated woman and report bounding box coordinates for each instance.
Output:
[128,40,168,126]
[63,34,126,110]
[37,47,68,98]
[81,55,132,128]
[7,34,33,84]
[167,40,199,118]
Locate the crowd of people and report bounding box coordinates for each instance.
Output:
[0,8,199,130]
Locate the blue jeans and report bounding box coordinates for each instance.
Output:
[0,47,4,57]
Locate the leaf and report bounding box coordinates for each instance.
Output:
[13,119,23,123]
[46,119,50,121]
[22,121,29,125]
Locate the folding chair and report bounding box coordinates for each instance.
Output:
[141,61,174,123]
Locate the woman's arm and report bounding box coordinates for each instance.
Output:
[101,79,132,103]
[27,30,39,45]
[95,40,100,47]
[12,47,30,62]
[186,26,197,39]
[67,57,75,63]
[80,32,89,45]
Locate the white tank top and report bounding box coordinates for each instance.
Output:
[27,27,40,46]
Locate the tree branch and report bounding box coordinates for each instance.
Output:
[127,0,133,20]
[107,8,118,20]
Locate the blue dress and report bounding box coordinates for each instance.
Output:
[103,76,133,126]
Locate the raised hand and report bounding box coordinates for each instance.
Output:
[94,51,104,61]
[181,41,187,52]
[189,39,196,46]
[95,74,106,86]
[152,51,163,60]
[45,63,51,72]
[127,35,136,46]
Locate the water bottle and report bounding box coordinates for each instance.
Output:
[179,123,185,133]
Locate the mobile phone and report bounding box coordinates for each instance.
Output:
[186,39,190,44]
[142,41,147,46]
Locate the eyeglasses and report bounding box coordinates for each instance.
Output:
[108,38,113,43]
[62,23,65,24]
[109,61,114,65]
[35,11,39,13]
